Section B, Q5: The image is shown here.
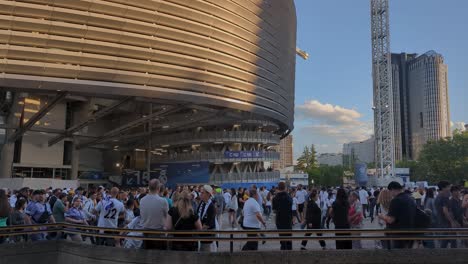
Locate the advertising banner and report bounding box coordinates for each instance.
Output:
[122,162,210,188]
[354,163,368,186]
[224,151,263,159]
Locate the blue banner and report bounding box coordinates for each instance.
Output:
[354,163,368,186]
[224,151,263,159]
[220,182,279,190]
[122,162,210,188]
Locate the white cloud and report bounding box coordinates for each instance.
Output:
[450,121,466,132]
[293,100,373,159]
[296,100,362,125]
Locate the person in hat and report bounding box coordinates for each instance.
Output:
[25,189,56,241]
[197,185,216,252]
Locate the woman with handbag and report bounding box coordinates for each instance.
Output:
[165,191,202,251]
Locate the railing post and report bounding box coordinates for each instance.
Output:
[230,233,234,253]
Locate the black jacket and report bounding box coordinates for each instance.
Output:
[305,200,322,228]
[272,191,292,228]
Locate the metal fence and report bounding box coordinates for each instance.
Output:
[1,224,468,253]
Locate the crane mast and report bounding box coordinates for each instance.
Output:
[370,0,395,178]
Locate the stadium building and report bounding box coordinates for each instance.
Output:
[0,0,297,188]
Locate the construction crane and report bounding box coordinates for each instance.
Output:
[296,47,309,60]
[370,0,395,178]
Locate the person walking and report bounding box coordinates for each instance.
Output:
[330,188,352,249]
[241,189,267,251]
[379,181,417,249]
[25,190,56,241]
[165,191,202,251]
[358,187,369,218]
[272,182,293,250]
[64,197,88,242]
[96,187,125,247]
[296,185,307,221]
[434,181,458,248]
[375,189,392,249]
[139,179,169,250]
[301,189,326,250]
[197,185,216,252]
[227,188,238,228]
[213,188,225,229]
[349,192,364,249]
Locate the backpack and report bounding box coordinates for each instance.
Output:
[414,208,431,228]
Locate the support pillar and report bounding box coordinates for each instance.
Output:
[0,141,14,178]
[0,92,22,178]
[71,139,79,180]
[146,104,153,173]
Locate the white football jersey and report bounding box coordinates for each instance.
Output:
[96,197,124,229]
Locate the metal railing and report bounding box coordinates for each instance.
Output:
[210,171,280,183]
[152,151,280,162]
[1,224,468,253]
[152,131,281,146]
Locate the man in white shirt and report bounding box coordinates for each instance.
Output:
[223,189,231,210]
[95,187,124,246]
[358,187,369,218]
[242,189,266,251]
[295,185,307,220]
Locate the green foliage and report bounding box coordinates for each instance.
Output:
[416,130,468,184]
[297,145,318,172]
[305,164,344,187]
[395,131,467,184]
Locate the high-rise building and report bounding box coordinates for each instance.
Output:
[317,153,343,166]
[343,137,375,166]
[272,135,293,170]
[391,51,451,160]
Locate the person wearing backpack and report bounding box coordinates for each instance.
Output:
[378,182,417,249]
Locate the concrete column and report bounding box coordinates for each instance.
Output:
[71,139,79,180]
[0,140,14,178]
[146,104,152,173]
[0,92,22,178]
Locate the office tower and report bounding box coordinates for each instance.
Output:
[391,51,451,160]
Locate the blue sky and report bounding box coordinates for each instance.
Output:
[292,0,468,159]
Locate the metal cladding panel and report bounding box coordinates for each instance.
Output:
[0,0,296,132]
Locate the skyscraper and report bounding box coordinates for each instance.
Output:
[391,51,451,160]
[272,135,293,170]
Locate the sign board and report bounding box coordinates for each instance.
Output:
[224,151,263,159]
[122,162,210,188]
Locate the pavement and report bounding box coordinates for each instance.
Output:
[215,211,381,252]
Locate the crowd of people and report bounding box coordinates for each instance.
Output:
[0,179,467,251]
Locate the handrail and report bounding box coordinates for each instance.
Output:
[2,224,468,252]
[2,223,468,235]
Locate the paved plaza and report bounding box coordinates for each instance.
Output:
[215,212,381,252]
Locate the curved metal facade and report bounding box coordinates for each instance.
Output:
[0,0,296,132]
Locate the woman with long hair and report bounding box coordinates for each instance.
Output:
[0,189,11,244]
[165,191,202,251]
[330,188,351,249]
[301,189,326,250]
[227,188,238,228]
[348,192,364,249]
[376,189,392,249]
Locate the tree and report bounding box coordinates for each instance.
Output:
[415,131,468,184]
[297,145,318,172]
